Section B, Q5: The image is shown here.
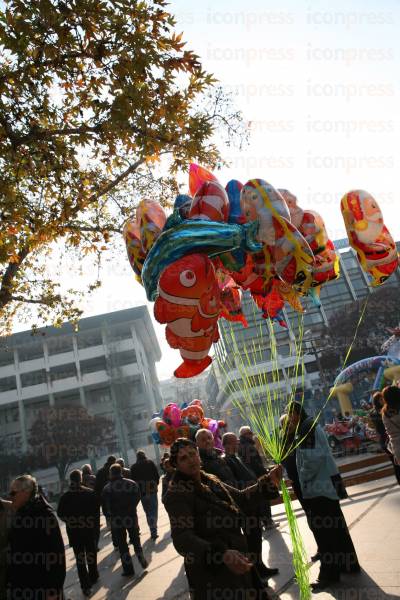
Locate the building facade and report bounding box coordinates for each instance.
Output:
[0,307,162,464]
[207,240,400,429]
[160,370,210,412]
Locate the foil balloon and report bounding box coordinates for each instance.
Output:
[280,189,340,287]
[136,199,167,253]
[122,219,147,282]
[163,403,182,428]
[156,421,177,446]
[141,217,262,301]
[189,163,219,197]
[241,179,314,294]
[174,194,193,220]
[154,253,221,378]
[340,190,398,285]
[226,180,245,224]
[220,286,248,327]
[189,181,230,222]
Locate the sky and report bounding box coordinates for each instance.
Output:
[13,0,400,381]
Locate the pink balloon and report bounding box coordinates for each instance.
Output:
[163,403,182,428]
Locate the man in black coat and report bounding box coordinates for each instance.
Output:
[130,450,160,540]
[95,455,117,547]
[238,426,277,530]
[222,433,279,583]
[195,428,236,483]
[57,469,100,595]
[8,474,66,600]
[102,463,147,576]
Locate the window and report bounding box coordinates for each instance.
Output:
[0,376,17,392]
[80,356,107,375]
[0,348,14,367]
[108,324,133,342]
[89,388,111,404]
[47,336,73,355]
[78,330,103,349]
[110,350,137,367]
[305,361,319,374]
[21,369,47,387]
[18,341,43,361]
[50,363,77,381]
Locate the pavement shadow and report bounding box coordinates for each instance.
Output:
[263,527,294,570]
[315,569,400,599]
[142,530,172,564]
[154,562,190,600]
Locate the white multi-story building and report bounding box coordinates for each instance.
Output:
[0,307,162,463]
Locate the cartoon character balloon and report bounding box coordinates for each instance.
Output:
[341,190,398,285]
[154,254,221,377]
[123,220,147,282]
[189,181,230,222]
[189,163,219,197]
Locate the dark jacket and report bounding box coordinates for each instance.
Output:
[222,454,257,489]
[238,436,267,477]
[57,484,99,546]
[8,495,66,600]
[130,458,159,496]
[161,471,174,503]
[102,477,140,528]
[199,448,235,484]
[0,499,12,600]
[94,462,111,498]
[164,470,277,600]
[82,472,96,490]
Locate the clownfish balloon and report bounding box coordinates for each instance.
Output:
[154,253,221,378]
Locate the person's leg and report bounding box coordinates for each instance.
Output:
[245,522,278,579]
[72,543,91,591]
[127,515,148,568]
[85,534,99,583]
[113,523,134,575]
[141,493,158,538]
[306,497,341,584]
[331,501,360,573]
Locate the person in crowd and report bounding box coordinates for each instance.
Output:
[279,413,321,562]
[57,469,100,596]
[102,463,147,576]
[82,463,101,549]
[0,497,12,600]
[81,464,96,490]
[370,391,400,484]
[161,458,175,503]
[382,385,400,465]
[286,402,360,591]
[222,432,279,583]
[116,458,131,478]
[238,426,278,530]
[7,474,66,600]
[130,450,160,540]
[163,438,282,600]
[160,452,170,473]
[95,455,118,547]
[195,428,236,483]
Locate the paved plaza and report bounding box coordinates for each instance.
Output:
[62,475,400,600]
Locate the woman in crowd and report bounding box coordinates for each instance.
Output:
[382,385,400,464]
[163,437,281,600]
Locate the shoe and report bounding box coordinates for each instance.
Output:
[311,552,321,562]
[137,552,148,569]
[121,569,135,577]
[81,589,92,597]
[259,566,279,580]
[310,578,339,592]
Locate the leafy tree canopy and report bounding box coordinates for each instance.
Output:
[29,404,114,481]
[0,0,245,332]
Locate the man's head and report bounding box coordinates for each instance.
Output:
[81,464,92,475]
[136,450,146,461]
[10,475,37,510]
[70,469,82,486]
[239,426,253,440]
[107,455,117,465]
[222,432,238,455]
[116,458,125,468]
[286,401,308,430]
[109,463,123,479]
[195,428,214,451]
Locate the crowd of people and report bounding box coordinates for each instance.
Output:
[0,386,399,599]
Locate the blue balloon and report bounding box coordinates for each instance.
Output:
[226,180,244,224]
[141,219,262,301]
[174,194,192,220]
[151,432,161,444]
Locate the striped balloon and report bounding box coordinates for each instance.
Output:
[189,181,230,222]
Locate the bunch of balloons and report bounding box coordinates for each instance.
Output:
[149,399,224,448]
[123,164,399,378]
